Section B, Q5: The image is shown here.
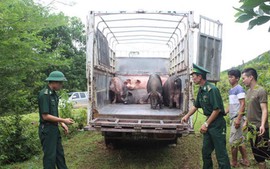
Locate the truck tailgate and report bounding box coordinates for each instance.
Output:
[85,118,190,134]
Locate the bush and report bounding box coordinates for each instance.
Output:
[59,91,87,138]
[0,113,40,165]
[72,108,87,130]
[59,90,74,119]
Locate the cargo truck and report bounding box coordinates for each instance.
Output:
[84,11,223,146]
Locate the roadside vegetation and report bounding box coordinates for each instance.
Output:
[0,0,87,117]
[2,109,270,169]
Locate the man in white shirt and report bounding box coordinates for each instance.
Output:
[226,69,249,167]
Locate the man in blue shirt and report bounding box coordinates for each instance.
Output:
[225,69,249,167]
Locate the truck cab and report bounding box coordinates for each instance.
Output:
[84,11,223,146]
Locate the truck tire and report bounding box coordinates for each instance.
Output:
[169,137,178,144]
[104,137,118,149]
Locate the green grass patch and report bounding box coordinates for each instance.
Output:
[2,111,270,169]
[192,111,270,169]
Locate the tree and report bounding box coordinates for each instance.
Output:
[0,0,68,114]
[38,16,86,92]
[0,0,86,115]
[234,0,270,31]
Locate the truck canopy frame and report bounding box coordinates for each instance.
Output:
[85,11,223,141]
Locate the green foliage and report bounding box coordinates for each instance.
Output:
[0,0,66,115]
[245,123,258,144]
[237,51,270,93]
[0,0,86,115]
[218,51,270,100]
[59,91,87,137]
[242,123,270,160]
[217,72,231,105]
[59,90,74,118]
[0,113,40,165]
[0,103,87,165]
[72,108,87,130]
[234,0,270,31]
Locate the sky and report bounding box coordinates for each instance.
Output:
[41,0,270,71]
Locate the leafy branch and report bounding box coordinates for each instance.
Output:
[234,0,270,31]
[239,123,270,159]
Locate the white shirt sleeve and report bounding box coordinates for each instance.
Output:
[237,92,245,99]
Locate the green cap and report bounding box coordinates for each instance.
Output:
[45,71,67,82]
[190,63,210,76]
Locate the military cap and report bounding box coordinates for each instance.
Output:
[45,71,67,82]
[190,63,210,76]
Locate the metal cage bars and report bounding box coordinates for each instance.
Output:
[94,12,189,49]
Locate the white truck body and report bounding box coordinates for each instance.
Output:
[84,11,222,145]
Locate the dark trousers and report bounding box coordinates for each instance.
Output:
[250,128,269,163]
[202,116,231,169]
[39,124,68,169]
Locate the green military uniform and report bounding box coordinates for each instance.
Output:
[38,71,68,169]
[191,64,231,169]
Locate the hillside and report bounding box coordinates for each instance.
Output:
[218,51,270,104]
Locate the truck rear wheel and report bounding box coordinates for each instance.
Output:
[104,137,118,149]
[168,137,178,144]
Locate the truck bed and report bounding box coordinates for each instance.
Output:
[85,104,189,135]
[97,104,183,120]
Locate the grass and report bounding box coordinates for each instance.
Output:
[2,110,270,169]
[192,110,270,169]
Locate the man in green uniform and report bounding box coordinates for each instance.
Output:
[181,64,231,169]
[38,71,74,169]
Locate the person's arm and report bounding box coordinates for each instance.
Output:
[200,87,223,133]
[42,114,74,125]
[205,109,220,125]
[60,123,69,134]
[200,109,220,133]
[234,98,245,129]
[259,102,268,136]
[181,106,198,123]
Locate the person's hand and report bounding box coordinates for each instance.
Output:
[61,123,69,134]
[259,125,265,136]
[200,124,208,134]
[63,118,74,125]
[181,115,189,123]
[234,118,241,129]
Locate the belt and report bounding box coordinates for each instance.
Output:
[230,115,238,120]
[230,114,246,120]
